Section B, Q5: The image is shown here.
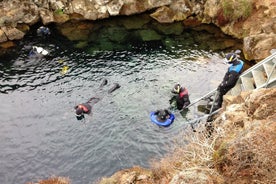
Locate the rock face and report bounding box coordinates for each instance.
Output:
[203,0,276,61]
[0,1,273,58]
[0,0,275,60]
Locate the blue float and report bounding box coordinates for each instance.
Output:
[150,112,175,127]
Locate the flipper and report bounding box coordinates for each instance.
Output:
[99,79,108,88]
[87,97,101,104]
[108,83,121,94]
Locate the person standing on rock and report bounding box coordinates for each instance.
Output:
[212,51,244,111]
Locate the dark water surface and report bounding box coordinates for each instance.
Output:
[0,30,228,184]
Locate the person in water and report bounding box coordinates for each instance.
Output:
[28,46,49,58]
[75,79,121,120]
[154,109,171,122]
[212,51,244,111]
[75,97,99,120]
[37,26,51,37]
[171,83,191,110]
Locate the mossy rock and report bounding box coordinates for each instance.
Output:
[89,26,129,44]
[106,27,130,43]
[135,29,162,42]
[74,41,88,49]
[152,22,184,35]
[87,38,130,52]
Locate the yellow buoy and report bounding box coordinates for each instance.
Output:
[61,65,69,75]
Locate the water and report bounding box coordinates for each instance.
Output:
[0,29,228,184]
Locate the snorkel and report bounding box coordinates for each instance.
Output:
[75,106,85,120]
[75,113,85,120]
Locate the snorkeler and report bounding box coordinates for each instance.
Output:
[28,46,49,59]
[170,83,191,110]
[154,109,171,122]
[37,26,51,37]
[74,79,121,120]
[74,97,100,120]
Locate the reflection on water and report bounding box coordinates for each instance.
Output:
[0,29,228,184]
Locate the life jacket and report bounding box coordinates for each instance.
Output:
[229,60,244,74]
[179,88,188,98]
[78,104,90,113]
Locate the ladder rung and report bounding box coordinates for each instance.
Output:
[241,77,255,90]
[265,59,276,84]
[252,70,266,89]
[268,69,276,83]
[264,62,274,77]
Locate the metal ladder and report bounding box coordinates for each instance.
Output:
[186,51,276,123]
[227,51,276,95]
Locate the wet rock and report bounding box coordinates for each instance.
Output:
[105,27,129,42]
[135,29,162,41]
[152,21,184,35]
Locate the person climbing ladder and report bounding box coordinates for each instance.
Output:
[211,51,244,112]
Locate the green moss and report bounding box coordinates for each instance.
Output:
[74,41,88,49]
[221,0,253,22]
[54,8,64,15]
[135,29,162,42]
[213,141,229,172]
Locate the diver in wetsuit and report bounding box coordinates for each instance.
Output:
[37,26,51,37]
[171,84,191,110]
[74,79,121,120]
[75,97,99,120]
[154,109,171,122]
[212,52,244,111]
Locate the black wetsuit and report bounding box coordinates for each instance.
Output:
[154,109,171,122]
[74,80,120,120]
[176,88,191,110]
[215,59,244,108]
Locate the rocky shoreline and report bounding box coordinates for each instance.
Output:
[0,0,275,61]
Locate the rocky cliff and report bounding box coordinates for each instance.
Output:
[0,0,275,61]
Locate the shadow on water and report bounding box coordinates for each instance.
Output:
[0,21,234,184]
